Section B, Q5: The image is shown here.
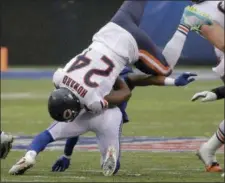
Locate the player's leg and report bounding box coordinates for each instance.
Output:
[0,131,14,159]
[197,120,224,172]
[134,30,172,76]
[162,23,190,70]
[163,5,213,69]
[94,107,123,176]
[111,0,147,28]
[111,0,171,76]
[9,110,89,175]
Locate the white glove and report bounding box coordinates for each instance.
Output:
[191,91,217,102]
[53,68,64,89]
[86,100,108,114]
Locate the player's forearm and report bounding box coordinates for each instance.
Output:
[126,74,174,86]
[105,89,131,106]
[211,86,225,100]
[64,136,79,157]
[104,77,131,105]
[200,23,225,53]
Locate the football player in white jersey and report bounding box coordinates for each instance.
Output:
[8,68,197,176]
[8,0,206,176]
[47,0,208,123]
[192,0,224,80]
[191,9,224,173]
[163,0,224,78]
[9,76,131,176]
[164,0,224,172]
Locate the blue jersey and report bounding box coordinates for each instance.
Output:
[118,66,134,123]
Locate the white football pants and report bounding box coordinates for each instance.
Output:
[47,107,122,164]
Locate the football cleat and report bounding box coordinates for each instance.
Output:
[0,132,14,159]
[205,162,223,172]
[9,156,36,175]
[181,6,212,31]
[102,146,117,176]
[196,143,222,172]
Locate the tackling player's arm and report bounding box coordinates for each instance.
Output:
[125,72,197,88]
[104,77,131,106]
[192,85,225,102]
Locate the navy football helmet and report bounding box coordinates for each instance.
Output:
[48,88,81,122]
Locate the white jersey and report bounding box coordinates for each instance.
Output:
[90,22,139,65]
[53,48,124,107]
[52,22,138,107]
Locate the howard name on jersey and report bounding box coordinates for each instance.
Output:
[52,22,139,107]
[53,48,124,107]
[192,1,224,28]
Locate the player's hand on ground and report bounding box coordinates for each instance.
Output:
[52,155,71,172]
[86,100,108,114]
[175,72,197,86]
[181,6,212,32]
[191,91,217,102]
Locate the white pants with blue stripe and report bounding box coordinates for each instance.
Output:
[48,107,122,165]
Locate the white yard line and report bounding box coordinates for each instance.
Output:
[1,92,47,100]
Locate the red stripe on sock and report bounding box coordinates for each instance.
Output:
[179,25,189,32]
[217,130,225,143]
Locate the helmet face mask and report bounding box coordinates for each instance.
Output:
[48,87,81,122]
[62,108,79,122]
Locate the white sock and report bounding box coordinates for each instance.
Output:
[163,24,190,69]
[205,134,223,154]
[25,150,37,159]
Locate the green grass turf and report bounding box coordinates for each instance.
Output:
[1,79,224,182]
[1,152,224,182]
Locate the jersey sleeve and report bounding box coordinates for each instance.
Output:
[212,86,225,99]
[52,68,65,88]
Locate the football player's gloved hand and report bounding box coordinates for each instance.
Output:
[181,6,212,32]
[86,100,108,114]
[191,91,217,102]
[52,155,71,172]
[175,72,197,86]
